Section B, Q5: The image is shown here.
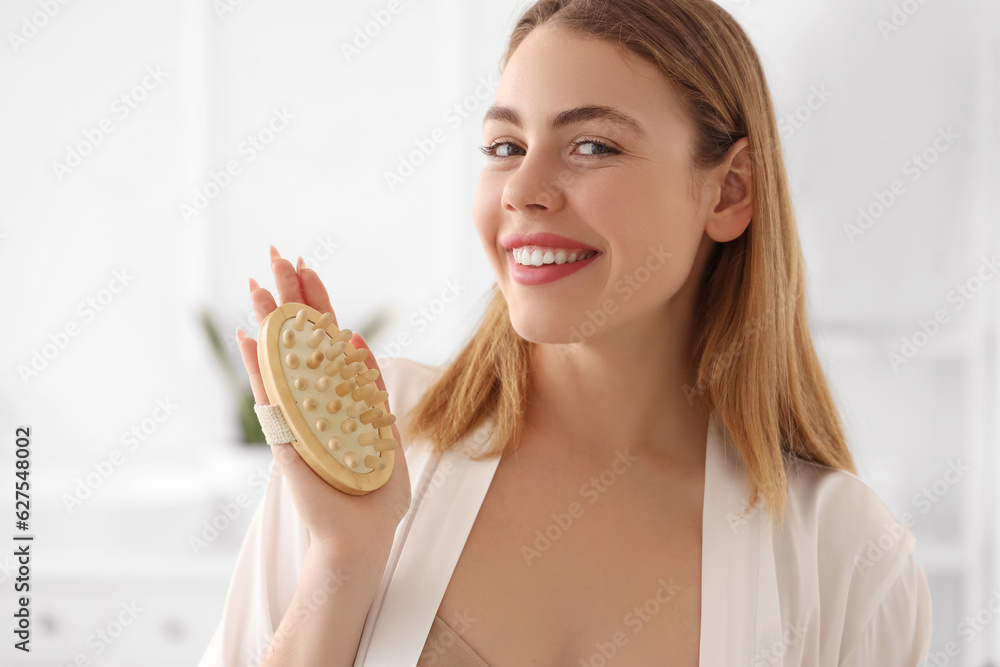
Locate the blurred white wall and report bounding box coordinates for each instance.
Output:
[0,0,997,664]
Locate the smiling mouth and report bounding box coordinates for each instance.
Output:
[510,246,600,267]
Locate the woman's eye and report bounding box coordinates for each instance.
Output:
[576,140,619,156]
[479,141,525,158]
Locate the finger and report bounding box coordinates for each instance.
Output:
[296,257,337,324]
[250,277,279,326]
[269,441,320,487]
[237,329,269,404]
[271,245,305,305]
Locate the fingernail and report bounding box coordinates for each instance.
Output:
[297,256,306,273]
[270,245,280,263]
[236,327,245,340]
[249,277,259,292]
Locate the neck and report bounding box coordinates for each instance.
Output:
[525,298,710,468]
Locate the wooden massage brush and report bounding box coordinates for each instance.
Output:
[256,302,397,495]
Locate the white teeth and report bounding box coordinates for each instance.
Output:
[511,246,596,267]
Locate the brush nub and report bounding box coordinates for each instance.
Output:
[373,438,397,452]
[282,329,296,348]
[293,309,308,331]
[352,383,377,402]
[345,348,368,365]
[331,328,352,344]
[314,312,334,331]
[357,369,379,385]
[340,362,365,380]
[365,455,386,470]
[365,390,389,408]
[326,341,349,359]
[372,413,396,429]
[325,357,346,376]
[307,328,325,349]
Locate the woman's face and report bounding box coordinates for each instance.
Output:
[473,25,718,345]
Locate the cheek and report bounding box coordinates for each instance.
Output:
[472,174,500,242]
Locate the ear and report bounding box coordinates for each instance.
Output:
[704,137,752,243]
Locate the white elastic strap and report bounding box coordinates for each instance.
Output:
[254,403,296,445]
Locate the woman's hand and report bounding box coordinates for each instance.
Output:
[236,246,411,562]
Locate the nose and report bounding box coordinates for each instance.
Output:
[500,151,569,215]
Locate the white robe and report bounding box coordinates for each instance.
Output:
[198,357,932,667]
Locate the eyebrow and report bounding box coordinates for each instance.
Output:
[482,104,648,139]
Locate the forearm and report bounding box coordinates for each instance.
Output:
[257,542,390,667]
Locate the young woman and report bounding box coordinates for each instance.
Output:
[201,1,932,665]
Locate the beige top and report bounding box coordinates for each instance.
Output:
[416,614,489,666]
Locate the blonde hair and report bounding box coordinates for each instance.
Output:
[404,0,855,520]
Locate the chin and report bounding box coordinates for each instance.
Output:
[506,301,580,345]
